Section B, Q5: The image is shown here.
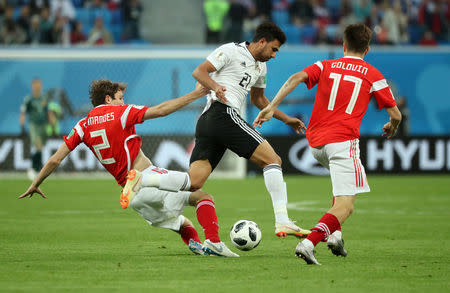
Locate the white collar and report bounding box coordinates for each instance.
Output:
[343,56,363,60]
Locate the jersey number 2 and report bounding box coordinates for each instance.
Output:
[328,73,362,114]
[239,73,252,89]
[90,129,116,164]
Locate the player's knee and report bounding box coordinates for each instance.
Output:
[197,191,214,202]
[346,204,354,217]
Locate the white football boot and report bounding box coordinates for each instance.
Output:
[327,230,347,257]
[202,239,239,257]
[295,240,321,265]
[275,221,311,238]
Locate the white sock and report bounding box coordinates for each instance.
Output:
[302,239,314,249]
[141,170,191,192]
[330,230,342,240]
[263,164,289,223]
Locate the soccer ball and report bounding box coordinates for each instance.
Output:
[229,220,262,251]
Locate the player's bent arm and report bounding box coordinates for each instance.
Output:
[269,71,308,110]
[19,143,71,199]
[192,60,221,91]
[382,106,402,138]
[142,87,207,120]
[250,88,291,123]
[32,143,71,188]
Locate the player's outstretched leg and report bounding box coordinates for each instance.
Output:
[141,169,191,192]
[121,169,142,209]
[295,240,320,265]
[263,164,310,238]
[296,213,341,265]
[203,239,239,257]
[178,219,207,256]
[190,191,239,257]
[327,230,347,257]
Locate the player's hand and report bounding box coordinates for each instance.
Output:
[253,106,275,128]
[194,82,210,97]
[214,85,227,103]
[381,122,397,139]
[18,185,47,199]
[285,117,306,134]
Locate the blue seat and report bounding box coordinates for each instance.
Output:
[325,24,339,41]
[111,10,122,25]
[76,8,92,25]
[92,9,112,25]
[301,25,318,44]
[110,24,122,43]
[272,10,290,26]
[280,24,301,44]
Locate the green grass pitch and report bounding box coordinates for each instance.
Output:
[1,175,449,292]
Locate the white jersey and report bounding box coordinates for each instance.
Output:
[203,42,267,115]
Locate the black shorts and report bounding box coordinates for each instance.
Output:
[190,101,265,170]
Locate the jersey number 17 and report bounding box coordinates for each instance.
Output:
[328,73,362,115]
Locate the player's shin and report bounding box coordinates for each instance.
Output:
[141,170,191,192]
[263,164,289,223]
[196,199,220,243]
[307,213,341,246]
[179,224,201,245]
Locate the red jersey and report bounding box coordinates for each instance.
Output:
[303,56,396,147]
[64,104,149,185]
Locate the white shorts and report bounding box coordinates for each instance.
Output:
[130,167,191,231]
[310,139,370,196]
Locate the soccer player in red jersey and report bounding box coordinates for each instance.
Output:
[253,24,402,264]
[18,80,239,257]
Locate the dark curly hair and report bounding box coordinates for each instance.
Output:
[89,80,127,107]
[252,22,286,45]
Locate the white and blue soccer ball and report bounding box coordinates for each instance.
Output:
[230,220,262,251]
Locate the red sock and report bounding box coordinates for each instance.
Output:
[196,199,220,243]
[307,213,341,246]
[180,225,201,245]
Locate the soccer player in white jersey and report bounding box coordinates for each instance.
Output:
[18,80,239,258]
[253,24,402,264]
[125,23,311,238]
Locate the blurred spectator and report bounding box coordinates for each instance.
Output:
[419,29,438,45]
[70,20,87,44]
[204,0,230,44]
[87,16,113,45]
[84,0,107,10]
[17,5,31,33]
[352,0,372,23]
[273,0,290,11]
[121,0,142,40]
[314,25,334,44]
[289,0,314,27]
[50,0,75,21]
[1,18,27,44]
[39,7,53,43]
[225,0,248,42]
[418,0,448,41]
[312,0,331,27]
[366,4,381,33]
[382,1,409,44]
[51,16,70,45]
[254,0,271,20]
[28,14,42,45]
[337,0,358,43]
[107,0,120,10]
[28,0,50,15]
